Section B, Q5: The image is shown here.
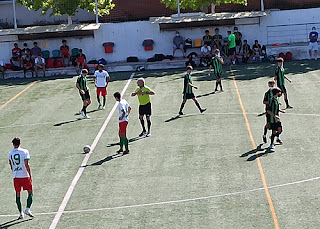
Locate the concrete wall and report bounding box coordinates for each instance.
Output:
[0,7,320,64]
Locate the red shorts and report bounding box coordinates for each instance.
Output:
[14,177,33,192]
[119,121,128,133]
[97,87,107,96]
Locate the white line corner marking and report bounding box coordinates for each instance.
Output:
[49,73,135,229]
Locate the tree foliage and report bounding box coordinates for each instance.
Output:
[18,0,115,17]
[160,0,248,10]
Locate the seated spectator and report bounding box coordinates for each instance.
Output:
[234,27,243,54]
[242,40,251,63]
[31,42,42,60]
[60,39,70,66]
[203,30,213,46]
[213,28,223,50]
[10,54,22,71]
[252,40,262,61]
[173,31,185,57]
[221,40,230,59]
[0,59,5,79]
[12,43,22,64]
[21,43,31,61]
[200,43,212,66]
[261,45,267,58]
[23,55,34,78]
[76,49,87,70]
[35,54,46,77]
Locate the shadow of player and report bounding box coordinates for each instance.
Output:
[87,152,128,166]
[0,218,33,229]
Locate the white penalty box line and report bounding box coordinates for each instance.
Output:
[48,73,135,229]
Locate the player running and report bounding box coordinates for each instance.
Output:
[267,88,286,149]
[131,78,155,137]
[274,58,293,109]
[179,66,206,115]
[94,64,110,110]
[262,80,276,143]
[76,69,91,119]
[114,92,131,154]
[8,137,34,219]
[209,49,224,92]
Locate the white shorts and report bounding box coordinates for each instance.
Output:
[309,42,318,51]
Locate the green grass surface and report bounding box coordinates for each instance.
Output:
[0,60,320,228]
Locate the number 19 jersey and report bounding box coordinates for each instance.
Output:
[8,147,30,178]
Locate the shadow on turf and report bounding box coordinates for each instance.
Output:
[0,218,33,228]
[54,118,83,126]
[87,152,128,166]
[106,136,145,148]
[164,113,203,122]
[240,143,275,161]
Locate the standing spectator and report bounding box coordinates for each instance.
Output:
[60,40,71,66]
[200,43,212,66]
[242,40,251,63]
[23,55,34,78]
[233,27,242,54]
[76,49,87,71]
[213,28,223,49]
[35,54,46,77]
[30,42,42,60]
[309,26,318,60]
[227,31,236,65]
[0,59,5,79]
[173,31,185,57]
[221,40,230,60]
[203,30,213,46]
[252,40,262,61]
[21,43,31,61]
[10,54,22,71]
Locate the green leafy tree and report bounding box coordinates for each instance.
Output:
[161,0,247,11]
[18,0,115,17]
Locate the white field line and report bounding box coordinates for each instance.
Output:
[48,73,135,229]
[0,175,319,218]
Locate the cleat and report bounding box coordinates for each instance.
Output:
[116,149,123,154]
[268,144,274,149]
[220,89,224,92]
[200,108,206,113]
[76,110,82,115]
[18,212,24,219]
[286,105,293,109]
[80,111,85,118]
[263,135,267,143]
[123,150,130,154]
[179,111,184,115]
[139,131,147,137]
[146,132,151,137]
[84,115,90,119]
[102,106,106,110]
[98,104,101,110]
[25,209,34,218]
[276,138,283,144]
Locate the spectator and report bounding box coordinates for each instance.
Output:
[0,59,5,79]
[173,31,185,57]
[309,26,318,60]
[60,39,71,66]
[200,43,212,66]
[227,31,236,65]
[76,49,87,70]
[242,40,251,63]
[213,28,223,49]
[203,30,213,46]
[21,43,31,61]
[252,40,262,61]
[30,42,42,60]
[234,27,242,54]
[35,54,46,77]
[23,55,34,78]
[12,43,22,65]
[10,54,22,71]
[221,40,230,60]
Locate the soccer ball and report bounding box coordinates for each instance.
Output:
[83,145,91,153]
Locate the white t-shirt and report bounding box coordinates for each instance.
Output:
[8,147,30,178]
[118,99,130,123]
[35,57,45,65]
[0,59,4,66]
[201,46,211,55]
[94,70,110,88]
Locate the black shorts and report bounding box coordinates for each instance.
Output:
[139,102,152,116]
[229,47,236,56]
[278,85,287,94]
[80,90,90,101]
[270,122,282,131]
[235,40,242,46]
[183,93,195,100]
[265,113,271,129]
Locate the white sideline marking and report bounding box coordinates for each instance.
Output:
[48,73,135,229]
[1,175,319,218]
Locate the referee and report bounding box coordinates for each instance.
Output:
[131,78,155,137]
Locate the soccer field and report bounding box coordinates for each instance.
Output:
[1,60,320,229]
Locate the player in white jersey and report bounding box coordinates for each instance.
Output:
[114,92,131,154]
[8,137,34,219]
[94,64,110,110]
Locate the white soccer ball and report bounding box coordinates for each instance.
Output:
[83,145,91,153]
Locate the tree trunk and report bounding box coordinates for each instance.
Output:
[68,15,72,25]
[210,3,215,13]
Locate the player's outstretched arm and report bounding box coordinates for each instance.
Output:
[9,160,12,171]
[285,76,292,83]
[131,92,136,96]
[128,106,132,115]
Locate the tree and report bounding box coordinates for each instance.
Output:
[18,0,115,23]
[161,0,247,12]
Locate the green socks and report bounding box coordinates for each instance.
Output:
[16,196,22,213]
[124,138,129,151]
[27,194,33,208]
[120,137,124,150]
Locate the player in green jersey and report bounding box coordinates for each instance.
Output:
[76,69,91,119]
[209,49,224,92]
[274,58,293,109]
